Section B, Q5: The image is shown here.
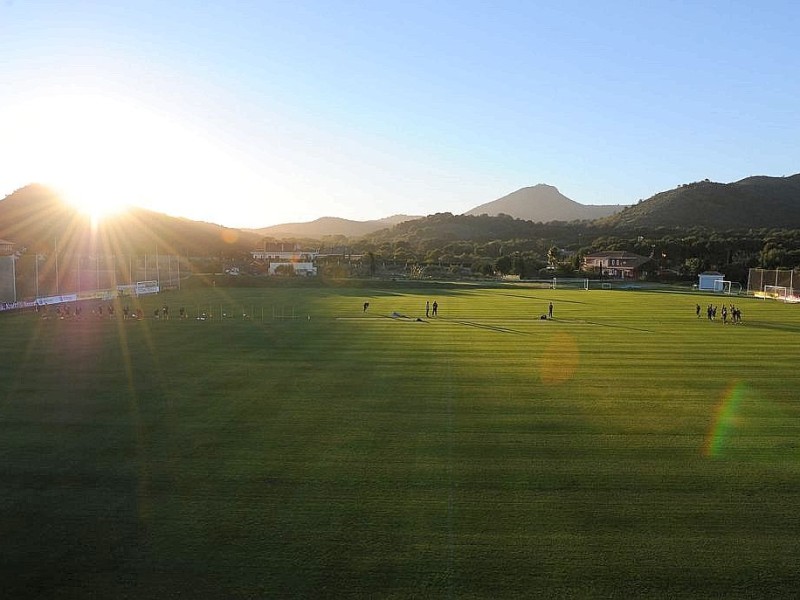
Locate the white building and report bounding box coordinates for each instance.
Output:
[698,271,724,291]
[268,262,317,276]
[251,250,319,261]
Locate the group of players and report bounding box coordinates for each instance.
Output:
[696,303,742,324]
[36,303,118,319]
[36,302,190,321]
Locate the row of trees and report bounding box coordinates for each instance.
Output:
[230,215,800,283]
[343,222,800,282]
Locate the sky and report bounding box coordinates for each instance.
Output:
[1,1,798,228]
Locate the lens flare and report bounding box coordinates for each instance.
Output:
[221,229,239,244]
[705,380,747,458]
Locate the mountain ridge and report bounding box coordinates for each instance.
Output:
[250,214,422,238]
[602,173,800,229]
[3,173,800,255]
[464,184,628,222]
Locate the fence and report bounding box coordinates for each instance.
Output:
[0,253,182,306]
[747,268,800,300]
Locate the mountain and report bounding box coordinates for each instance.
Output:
[0,184,260,256]
[601,174,800,229]
[251,214,421,238]
[365,212,580,247]
[463,184,627,222]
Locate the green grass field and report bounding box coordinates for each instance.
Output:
[2,283,800,598]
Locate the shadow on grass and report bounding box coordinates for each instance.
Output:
[741,321,800,334]
[559,318,655,333]
[494,292,589,305]
[449,319,530,335]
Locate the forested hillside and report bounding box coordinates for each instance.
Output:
[602,174,800,229]
[0,185,259,257]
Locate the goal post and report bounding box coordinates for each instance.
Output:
[135,280,160,296]
[712,279,742,295]
[763,285,790,301]
[552,277,589,290]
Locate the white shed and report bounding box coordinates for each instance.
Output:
[698,271,724,291]
[268,262,317,276]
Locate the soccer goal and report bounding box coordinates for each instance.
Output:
[713,279,742,295]
[135,280,160,296]
[552,277,589,290]
[763,285,792,301]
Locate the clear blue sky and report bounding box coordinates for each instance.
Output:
[1,0,798,228]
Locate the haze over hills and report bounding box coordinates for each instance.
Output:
[251,214,421,238]
[464,184,628,222]
[253,185,627,237]
[601,174,800,229]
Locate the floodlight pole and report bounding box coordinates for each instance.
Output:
[54,238,59,295]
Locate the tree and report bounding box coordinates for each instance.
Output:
[512,253,526,278]
[495,255,513,275]
[683,257,702,276]
[547,245,559,268]
[368,252,376,277]
[760,244,787,269]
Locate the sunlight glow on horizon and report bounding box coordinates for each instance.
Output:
[3,91,274,227]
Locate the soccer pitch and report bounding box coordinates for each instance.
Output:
[2,283,800,598]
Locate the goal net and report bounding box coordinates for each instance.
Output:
[552,277,589,290]
[135,280,160,296]
[763,285,787,299]
[712,280,742,295]
[761,285,800,302]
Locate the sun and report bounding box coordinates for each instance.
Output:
[15,93,177,223]
[27,93,165,224]
[58,182,130,225]
[8,89,271,227]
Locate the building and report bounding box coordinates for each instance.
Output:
[268,262,317,276]
[582,251,650,279]
[0,239,15,255]
[251,241,319,262]
[251,242,319,276]
[251,249,319,261]
[698,271,725,291]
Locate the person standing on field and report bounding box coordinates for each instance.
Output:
[432,301,438,317]
[548,302,553,319]
[426,300,430,318]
